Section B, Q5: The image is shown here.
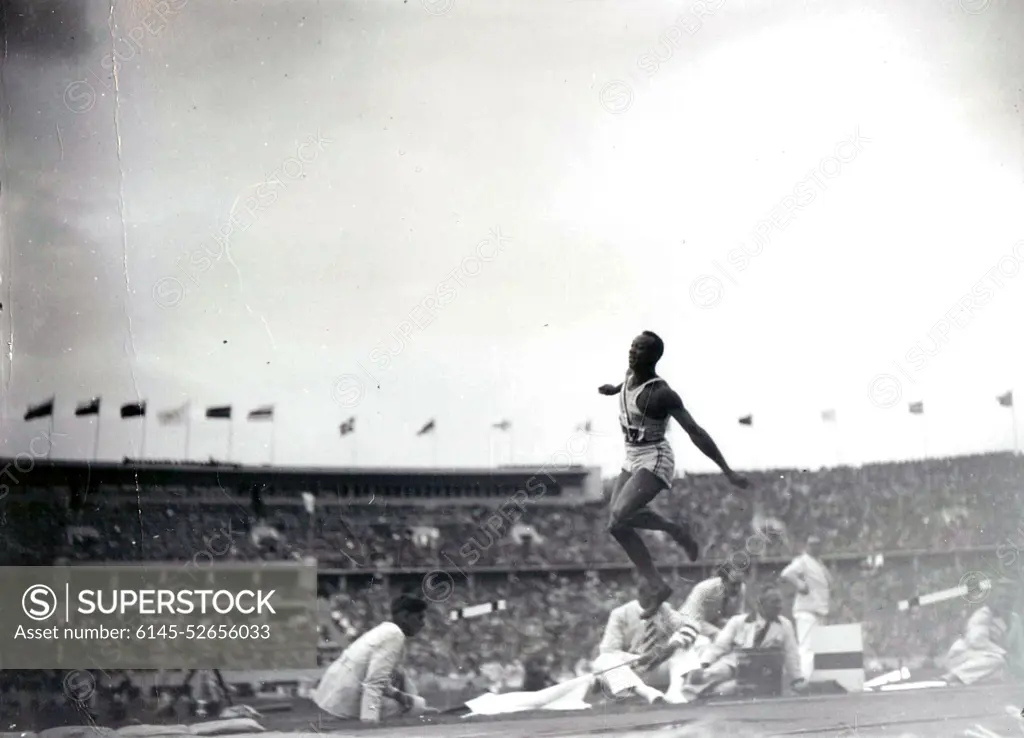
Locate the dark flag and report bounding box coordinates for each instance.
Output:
[248,405,274,420]
[120,402,146,418]
[493,420,511,431]
[340,417,355,436]
[738,415,753,426]
[909,401,924,415]
[75,398,100,417]
[206,406,232,419]
[575,420,593,433]
[998,391,1014,408]
[24,398,55,421]
[417,419,436,436]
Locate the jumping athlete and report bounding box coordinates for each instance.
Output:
[600,331,749,619]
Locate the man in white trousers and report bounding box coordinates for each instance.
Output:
[780,535,831,681]
[312,593,437,724]
[634,564,747,703]
[593,598,691,704]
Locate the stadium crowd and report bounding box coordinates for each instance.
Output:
[3,451,1021,693]
[50,452,1024,567]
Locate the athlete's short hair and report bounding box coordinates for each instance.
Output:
[641,331,664,361]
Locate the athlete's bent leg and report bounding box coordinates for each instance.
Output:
[625,509,700,561]
[608,469,671,616]
[608,524,659,586]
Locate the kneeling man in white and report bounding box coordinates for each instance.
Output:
[313,593,436,723]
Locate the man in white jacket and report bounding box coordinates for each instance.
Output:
[593,599,688,704]
[636,565,747,703]
[780,535,831,680]
[312,593,436,723]
[683,586,805,699]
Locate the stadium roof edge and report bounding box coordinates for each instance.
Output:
[0,458,594,477]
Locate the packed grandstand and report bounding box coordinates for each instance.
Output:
[1,451,1020,697]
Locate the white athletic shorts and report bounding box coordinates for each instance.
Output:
[621,440,675,487]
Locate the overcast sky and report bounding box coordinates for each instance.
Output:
[2,0,1023,476]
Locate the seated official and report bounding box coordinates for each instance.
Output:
[682,586,804,700]
[670,564,748,650]
[312,594,437,723]
[623,565,747,704]
[943,587,1024,686]
[593,599,690,704]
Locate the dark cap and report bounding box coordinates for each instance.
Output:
[391,593,428,617]
[715,563,743,582]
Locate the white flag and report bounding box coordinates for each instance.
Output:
[464,673,594,716]
[302,492,315,514]
[158,402,190,425]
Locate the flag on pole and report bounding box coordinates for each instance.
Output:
[908,402,924,415]
[120,402,146,418]
[493,420,511,431]
[24,398,55,420]
[75,398,100,417]
[998,391,1014,408]
[206,405,232,419]
[248,405,274,421]
[575,420,592,433]
[738,415,753,426]
[339,417,355,435]
[158,403,189,425]
[821,409,837,423]
[417,419,436,436]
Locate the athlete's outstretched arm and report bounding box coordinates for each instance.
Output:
[663,389,748,488]
[598,383,623,396]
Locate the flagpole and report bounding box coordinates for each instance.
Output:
[753,426,760,473]
[184,411,192,462]
[92,413,102,461]
[227,420,234,463]
[921,414,928,460]
[1012,401,1018,455]
[47,413,54,460]
[833,421,841,468]
[746,422,758,473]
[140,416,148,460]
